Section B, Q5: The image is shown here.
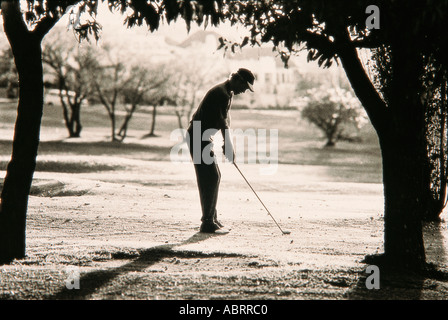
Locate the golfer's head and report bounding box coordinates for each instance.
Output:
[230,68,255,95]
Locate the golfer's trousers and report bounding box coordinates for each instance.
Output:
[187,129,221,223]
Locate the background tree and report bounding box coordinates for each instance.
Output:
[141,71,176,138]
[90,47,125,142]
[169,50,227,134]
[145,96,174,138]
[42,28,98,137]
[0,47,18,99]
[170,70,198,132]
[295,73,321,98]
[89,46,172,142]
[301,87,366,147]
[120,63,171,141]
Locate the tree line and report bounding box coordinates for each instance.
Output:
[1,27,225,142]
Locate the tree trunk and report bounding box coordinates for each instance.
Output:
[0,27,45,262]
[422,78,448,221]
[175,110,184,130]
[149,105,157,136]
[60,99,75,137]
[110,113,117,142]
[0,1,58,263]
[117,104,137,141]
[337,33,428,270]
[378,130,426,270]
[325,126,337,147]
[70,103,82,138]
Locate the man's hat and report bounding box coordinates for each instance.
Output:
[236,68,255,92]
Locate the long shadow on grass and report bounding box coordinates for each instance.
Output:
[346,222,448,299]
[0,139,171,157]
[48,232,243,300]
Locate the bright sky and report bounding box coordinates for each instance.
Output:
[0,1,345,76]
[94,1,250,42]
[0,1,249,44]
[51,1,250,44]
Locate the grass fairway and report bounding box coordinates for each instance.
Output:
[1,100,383,183]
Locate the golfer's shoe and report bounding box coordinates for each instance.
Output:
[214,219,225,228]
[200,221,229,234]
[213,210,224,228]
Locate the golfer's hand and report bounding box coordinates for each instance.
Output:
[222,144,235,163]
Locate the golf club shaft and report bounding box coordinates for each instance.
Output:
[233,162,287,234]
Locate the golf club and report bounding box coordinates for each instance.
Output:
[233,162,291,235]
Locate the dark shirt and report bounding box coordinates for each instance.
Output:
[189,80,233,140]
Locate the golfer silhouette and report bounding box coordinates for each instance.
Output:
[187,68,255,234]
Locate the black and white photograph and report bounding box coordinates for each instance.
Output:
[0,0,447,309]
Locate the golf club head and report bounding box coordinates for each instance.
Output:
[282,230,291,235]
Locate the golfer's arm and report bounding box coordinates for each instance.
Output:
[218,115,231,145]
[217,99,234,154]
[221,126,235,159]
[221,126,232,145]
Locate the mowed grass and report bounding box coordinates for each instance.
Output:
[0,100,383,183]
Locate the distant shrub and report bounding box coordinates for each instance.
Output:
[301,87,367,147]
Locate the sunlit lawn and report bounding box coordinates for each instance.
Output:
[0,100,383,184]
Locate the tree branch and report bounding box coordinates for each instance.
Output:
[93,79,112,116]
[33,14,60,40]
[351,38,383,49]
[335,28,388,133]
[1,0,30,45]
[299,30,336,53]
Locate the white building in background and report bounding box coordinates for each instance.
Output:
[224,49,300,108]
[175,31,301,108]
